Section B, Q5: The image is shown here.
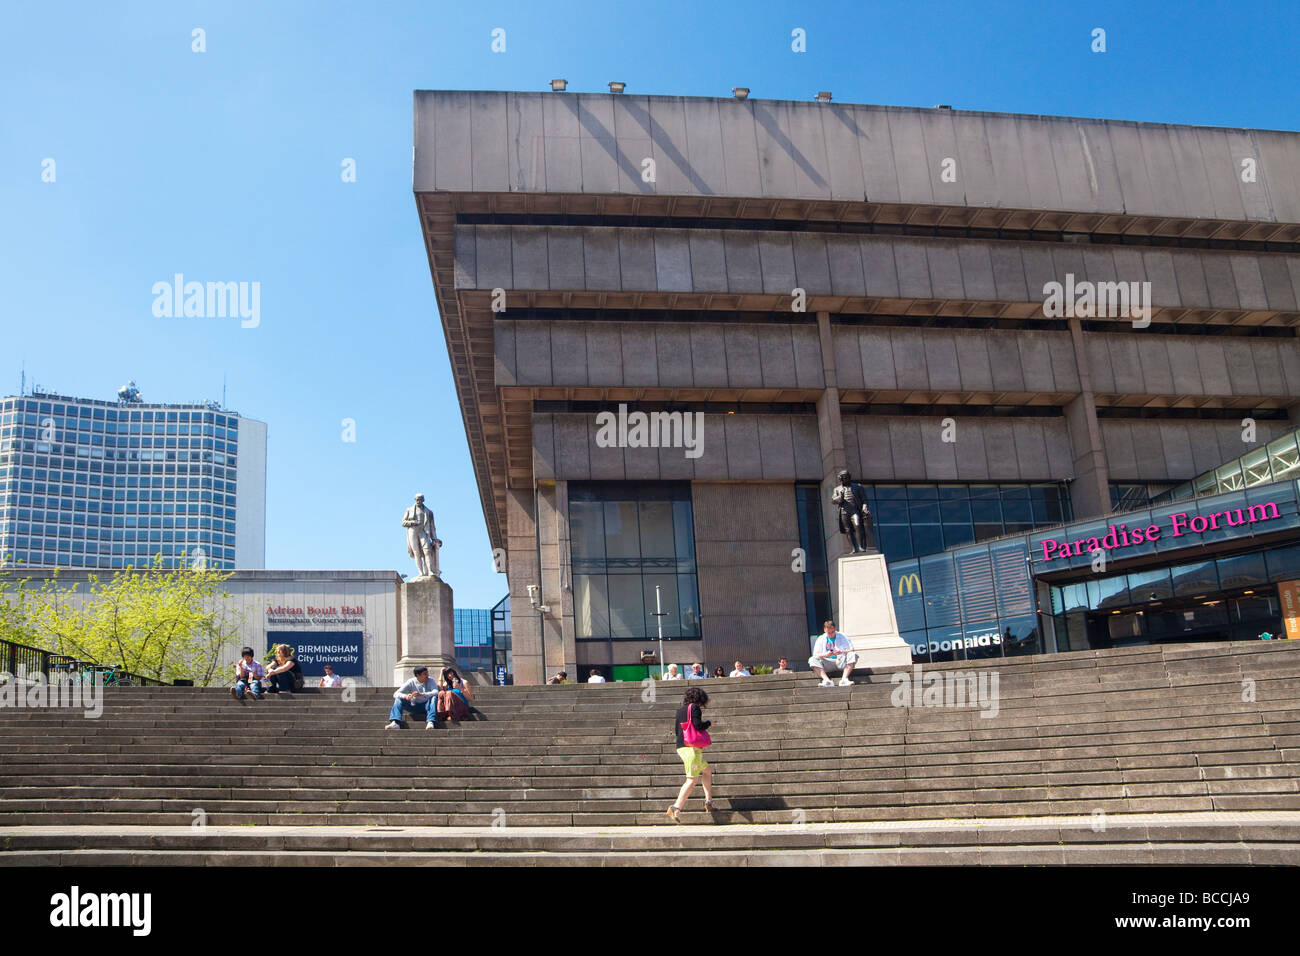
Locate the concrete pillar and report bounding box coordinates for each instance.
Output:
[536,482,567,679]
[1064,317,1111,520]
[553,479,578,677]
[393,577,457,685]
[815,311,849,604]
[505,487,544,685]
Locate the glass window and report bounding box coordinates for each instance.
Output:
[1126,567,1174,603]
[637,500,675,558]
[606,573,646,638]
[910,524,944,557]
[908,500,940,524]
[924,624,966,663]
[603,501,641,559]
[1215,461,1245,493]
[642,573,679,637]
[1218,551,1267,590]
[794,484,831,640]
[919,552,960,627]
[1088,574,1130,610]
[1241,446,1271,487]
[1267,433,1300,482]
[942,524,975,549]
[879,525,913,561]
[939,498,971,523]
[569,482,697,642]
[1265,543,1300,582]
[1171,560,1219,597]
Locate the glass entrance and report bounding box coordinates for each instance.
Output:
[1084,591,1281,649]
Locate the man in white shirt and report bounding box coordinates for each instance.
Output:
[663,664,683,680]
[809,620,859,687]
[386,666,440,729]
[318,664,343,688]
[728,660,751,677]
[587,669,607,683]
[685,662,707,679]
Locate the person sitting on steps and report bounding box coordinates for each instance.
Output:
[437,667,485,722]
[809,620,858,687]
[386,666,440,730]
[264,644,303,694]
[231,647,265,700]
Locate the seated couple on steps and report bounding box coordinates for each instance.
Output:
[386,666,485,729]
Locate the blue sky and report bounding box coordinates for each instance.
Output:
[1,0,1296,609]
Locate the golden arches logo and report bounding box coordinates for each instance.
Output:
[897,573,921,596]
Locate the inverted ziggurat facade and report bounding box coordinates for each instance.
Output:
[414,89,1300,685]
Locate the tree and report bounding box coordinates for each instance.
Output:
[14,558,242,686]
[0,561,38,645]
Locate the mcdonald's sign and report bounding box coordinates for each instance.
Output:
[897,572,922,596]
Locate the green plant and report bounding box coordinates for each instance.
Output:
[11,556,240,685]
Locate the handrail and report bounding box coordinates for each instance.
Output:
[0,637,165,686]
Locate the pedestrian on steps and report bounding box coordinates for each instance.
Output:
[667,686,716,822]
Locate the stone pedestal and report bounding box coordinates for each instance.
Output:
[394,576,458,685]
[836,552,913,670]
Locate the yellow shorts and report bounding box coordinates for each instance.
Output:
[676,746,708,777]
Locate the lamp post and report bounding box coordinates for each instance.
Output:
[653,586,668,679]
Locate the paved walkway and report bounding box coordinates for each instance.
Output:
[5,809,1299,839]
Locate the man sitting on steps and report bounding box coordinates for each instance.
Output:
[809,620,858,687]
[386,666,441,730]
[231,647,265,700]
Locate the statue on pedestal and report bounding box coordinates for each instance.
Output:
[831,469,876,554]
[402,493,442,578]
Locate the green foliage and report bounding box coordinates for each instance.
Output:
[752,665,774,675]
[5,557,242,686]
[0,560,38,645]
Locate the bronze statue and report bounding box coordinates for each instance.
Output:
[831,469,875,554]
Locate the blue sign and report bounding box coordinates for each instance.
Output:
[267,631,363,677]
[495,665,508,686]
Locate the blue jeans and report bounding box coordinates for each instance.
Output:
[234,678,262,699]
[389,697,436,725]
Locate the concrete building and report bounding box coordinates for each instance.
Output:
[413,89,1300,684]
[4,569,401,686]
[0,390,267,571]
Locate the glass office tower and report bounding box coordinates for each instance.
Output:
[0,391,267,571]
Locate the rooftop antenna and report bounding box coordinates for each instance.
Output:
[19,362,24,397]
[222,374,227,409]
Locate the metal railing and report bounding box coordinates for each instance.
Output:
[0,637,164,685]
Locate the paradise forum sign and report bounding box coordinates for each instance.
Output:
[1038,501,1283,563]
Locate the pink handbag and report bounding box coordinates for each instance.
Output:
[680,703,712,748]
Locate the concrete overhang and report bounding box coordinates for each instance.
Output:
[413,90,1300,550]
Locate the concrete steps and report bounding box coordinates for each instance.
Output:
[2,640,1299,861]
[1,815,1297,865]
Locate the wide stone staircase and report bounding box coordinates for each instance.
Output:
[2,640,1299,864]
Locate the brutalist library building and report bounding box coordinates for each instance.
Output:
[414,88,1300,684]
